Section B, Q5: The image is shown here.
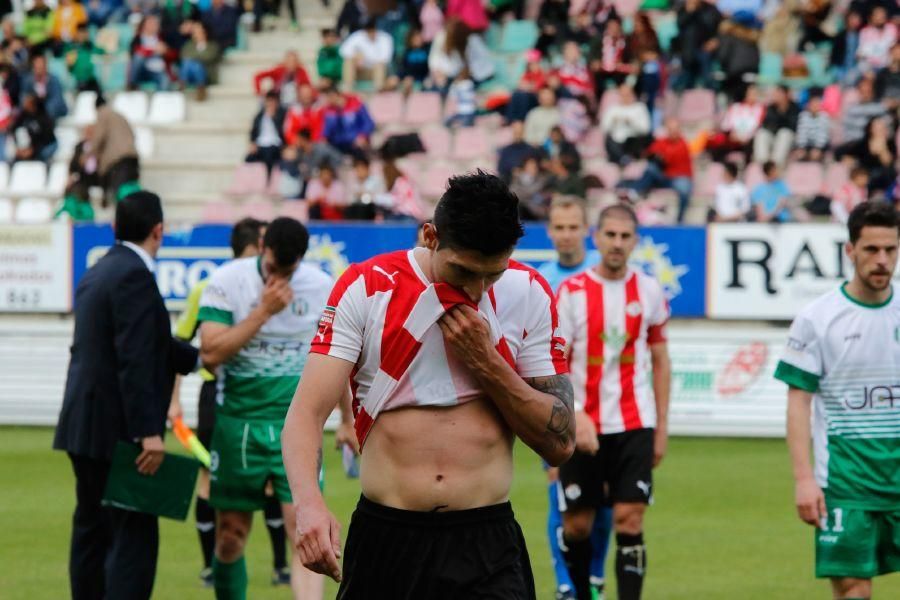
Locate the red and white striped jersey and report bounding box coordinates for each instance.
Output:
[557,268,669,435]
[310,249,568,447]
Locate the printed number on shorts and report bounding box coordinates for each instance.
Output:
[820,508,845,532]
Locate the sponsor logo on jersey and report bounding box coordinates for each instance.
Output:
[625,301,643,317]
[786,337,807,352]
[565,484,582,501]
[209,451,219,472]
[316,306,336,343]
[844,332,861,342]
[846,385,900,410]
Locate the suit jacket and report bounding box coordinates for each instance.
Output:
[249,107,286,146]
[54,244,198,461]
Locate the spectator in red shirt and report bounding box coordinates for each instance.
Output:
[253,50,311,105]
[617,117,694,222]
[283,83,325,146]
[505,49,548,123]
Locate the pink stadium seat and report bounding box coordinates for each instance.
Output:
[840,88,860,118]
[241,199,276,221]
[743,162,766,191]
[599,90,621,118]
[421,163,456,199]
[493,126,514,149]
[369,92,405,127]
[824,162,849,192]
[697,161,725,197]
[200,201,235,223]
[266,168,282,197]
[226,163,269,196]
[580,127,606,159]
[590,161,621,189]
[785,162,824,197]
[405,92,442,125]
[419,126,452,157]
[622,160,647,180]
[613,0,640,17]
[677,89,716,124]
[278,199,309,222]
[453,128,491,160]
[442,95,458,120]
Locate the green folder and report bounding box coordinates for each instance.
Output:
[101,441,201,521]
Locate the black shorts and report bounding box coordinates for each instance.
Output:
[558,427,654,511]
[196,379,218,450]
[337,495,536,600]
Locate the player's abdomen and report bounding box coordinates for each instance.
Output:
[359,398,515,512]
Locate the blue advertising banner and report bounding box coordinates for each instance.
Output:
[72,223,706,316]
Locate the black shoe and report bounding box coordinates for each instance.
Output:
[199,567,213,587]
[555,587,577,600]
[272,567,291,586]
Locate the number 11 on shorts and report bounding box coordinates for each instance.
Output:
[820,508,845,532]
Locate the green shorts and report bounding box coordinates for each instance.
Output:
[815,498,900,579]
[209,414,324,512]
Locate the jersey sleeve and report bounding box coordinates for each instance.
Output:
[198,270,234,326]
[773,312,822,392]
[515,272,568,378]
[646,279,671,344]
[309,264,367,364]
[174,281,205,340]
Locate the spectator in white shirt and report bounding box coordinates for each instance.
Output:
[711,161,750,222]
[428,18,495,92]
[600,83,651,165]
[858,7,897,72]
[340,18,393,91]
[523,86,561,146]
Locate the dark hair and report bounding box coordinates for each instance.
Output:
[724,161,739,179]
[433,170,524,255]
[262,217,309,266]
[264,90,280,102]
[229,217,265,257]
[363,17,378,30]
[848,202,899,243]
[850,166,869,179]
[321,27,337,37]
[762,160,777,177]
[807,86,823,100]
[597,203,638,229]
[298,128,312,141]
[352,155,370,167]
[115,191,163,243]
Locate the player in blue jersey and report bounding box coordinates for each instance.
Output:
[537,197,612,600]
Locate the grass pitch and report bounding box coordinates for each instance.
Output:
[2,427,899,599]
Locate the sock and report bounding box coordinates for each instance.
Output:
[590,506,613,584]
[195,497,216,569]
[547,482,575,592]
[615,532,646,600]
[562,534,593,600]
[212,556,247,600]
[264,495,287,571]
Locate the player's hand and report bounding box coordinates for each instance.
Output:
[438,305,495,369]
[795,477,826,527]
[295,498,342,582]
[574,410,599,455]
[335,421,359,455]
[136,436,165,475]
[167,396,183,425]
[259,276,293,317]
[653,426,668,468]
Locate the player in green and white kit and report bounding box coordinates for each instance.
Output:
[776,202,900,600]
[198,217,355,600]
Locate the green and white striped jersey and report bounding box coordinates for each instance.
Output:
[198,257,333,421]
[775,283,900,510]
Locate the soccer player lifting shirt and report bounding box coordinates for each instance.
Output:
[282,172,576,599]
[556,204,671,600]
[776,202,900,600]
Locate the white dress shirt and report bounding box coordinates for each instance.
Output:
[121,241,156,273]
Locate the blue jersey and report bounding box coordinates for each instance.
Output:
[537,250,600,293]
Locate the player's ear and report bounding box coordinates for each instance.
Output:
[844,240,854,260]
[423,223,439,251]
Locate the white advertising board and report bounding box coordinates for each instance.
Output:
[0,223,72,312]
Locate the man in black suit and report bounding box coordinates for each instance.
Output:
[54,191,199,600]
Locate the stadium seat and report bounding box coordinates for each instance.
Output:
[655,17,679,53]
[452,128,490,161]
[599,89,622,118]
[404,92,442,125]
[580,127,607,159]
[134,127,155,159]
[200,200,235,223]
[757,53,783,86]
[677,89,716,124]
[93,55,128,92]
[484,23,503,51]
[226,163,269,196]
[823,162,849,192]
[419,126,452,157]
[69,91,98,126]
[9,161,48,196]
[48,56,75,92]
[697,161,725,197]
[743,162,766,191]
[368,92,405,127]
[492,126,514,149]
[54,127,80,159]
[266,168,282,197]
[785,162,823,197]
[278,199,309,222]
[499,21,539,53]
[241,199,275,220]
[0,198,12,222]
[15,197,52,223]
[613,0,640,17]
[622,160,647,181]
[113,92,149,124]
[46,162,68,196]
[147,92,186,125]
[589,161,621,189]
[421,163,456,199]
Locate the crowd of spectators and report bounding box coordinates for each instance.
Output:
[248,0,900,225]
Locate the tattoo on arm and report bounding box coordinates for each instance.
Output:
[526,374,575,450]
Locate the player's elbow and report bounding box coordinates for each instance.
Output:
[541,436,576,467]
[199,347,223,371]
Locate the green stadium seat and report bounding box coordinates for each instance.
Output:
[48,57,75,92]
[758,53,783,86]
[499,20,538,54]
[655,17,679,53]
[93,55,128,92]
[485,23,502,52]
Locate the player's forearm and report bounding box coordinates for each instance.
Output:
[338,386,354,425]
[200,308,268,368]
[786,390,816,483]
[282,397,328,506]
[652,349,671,429]
[471,353,575,466]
